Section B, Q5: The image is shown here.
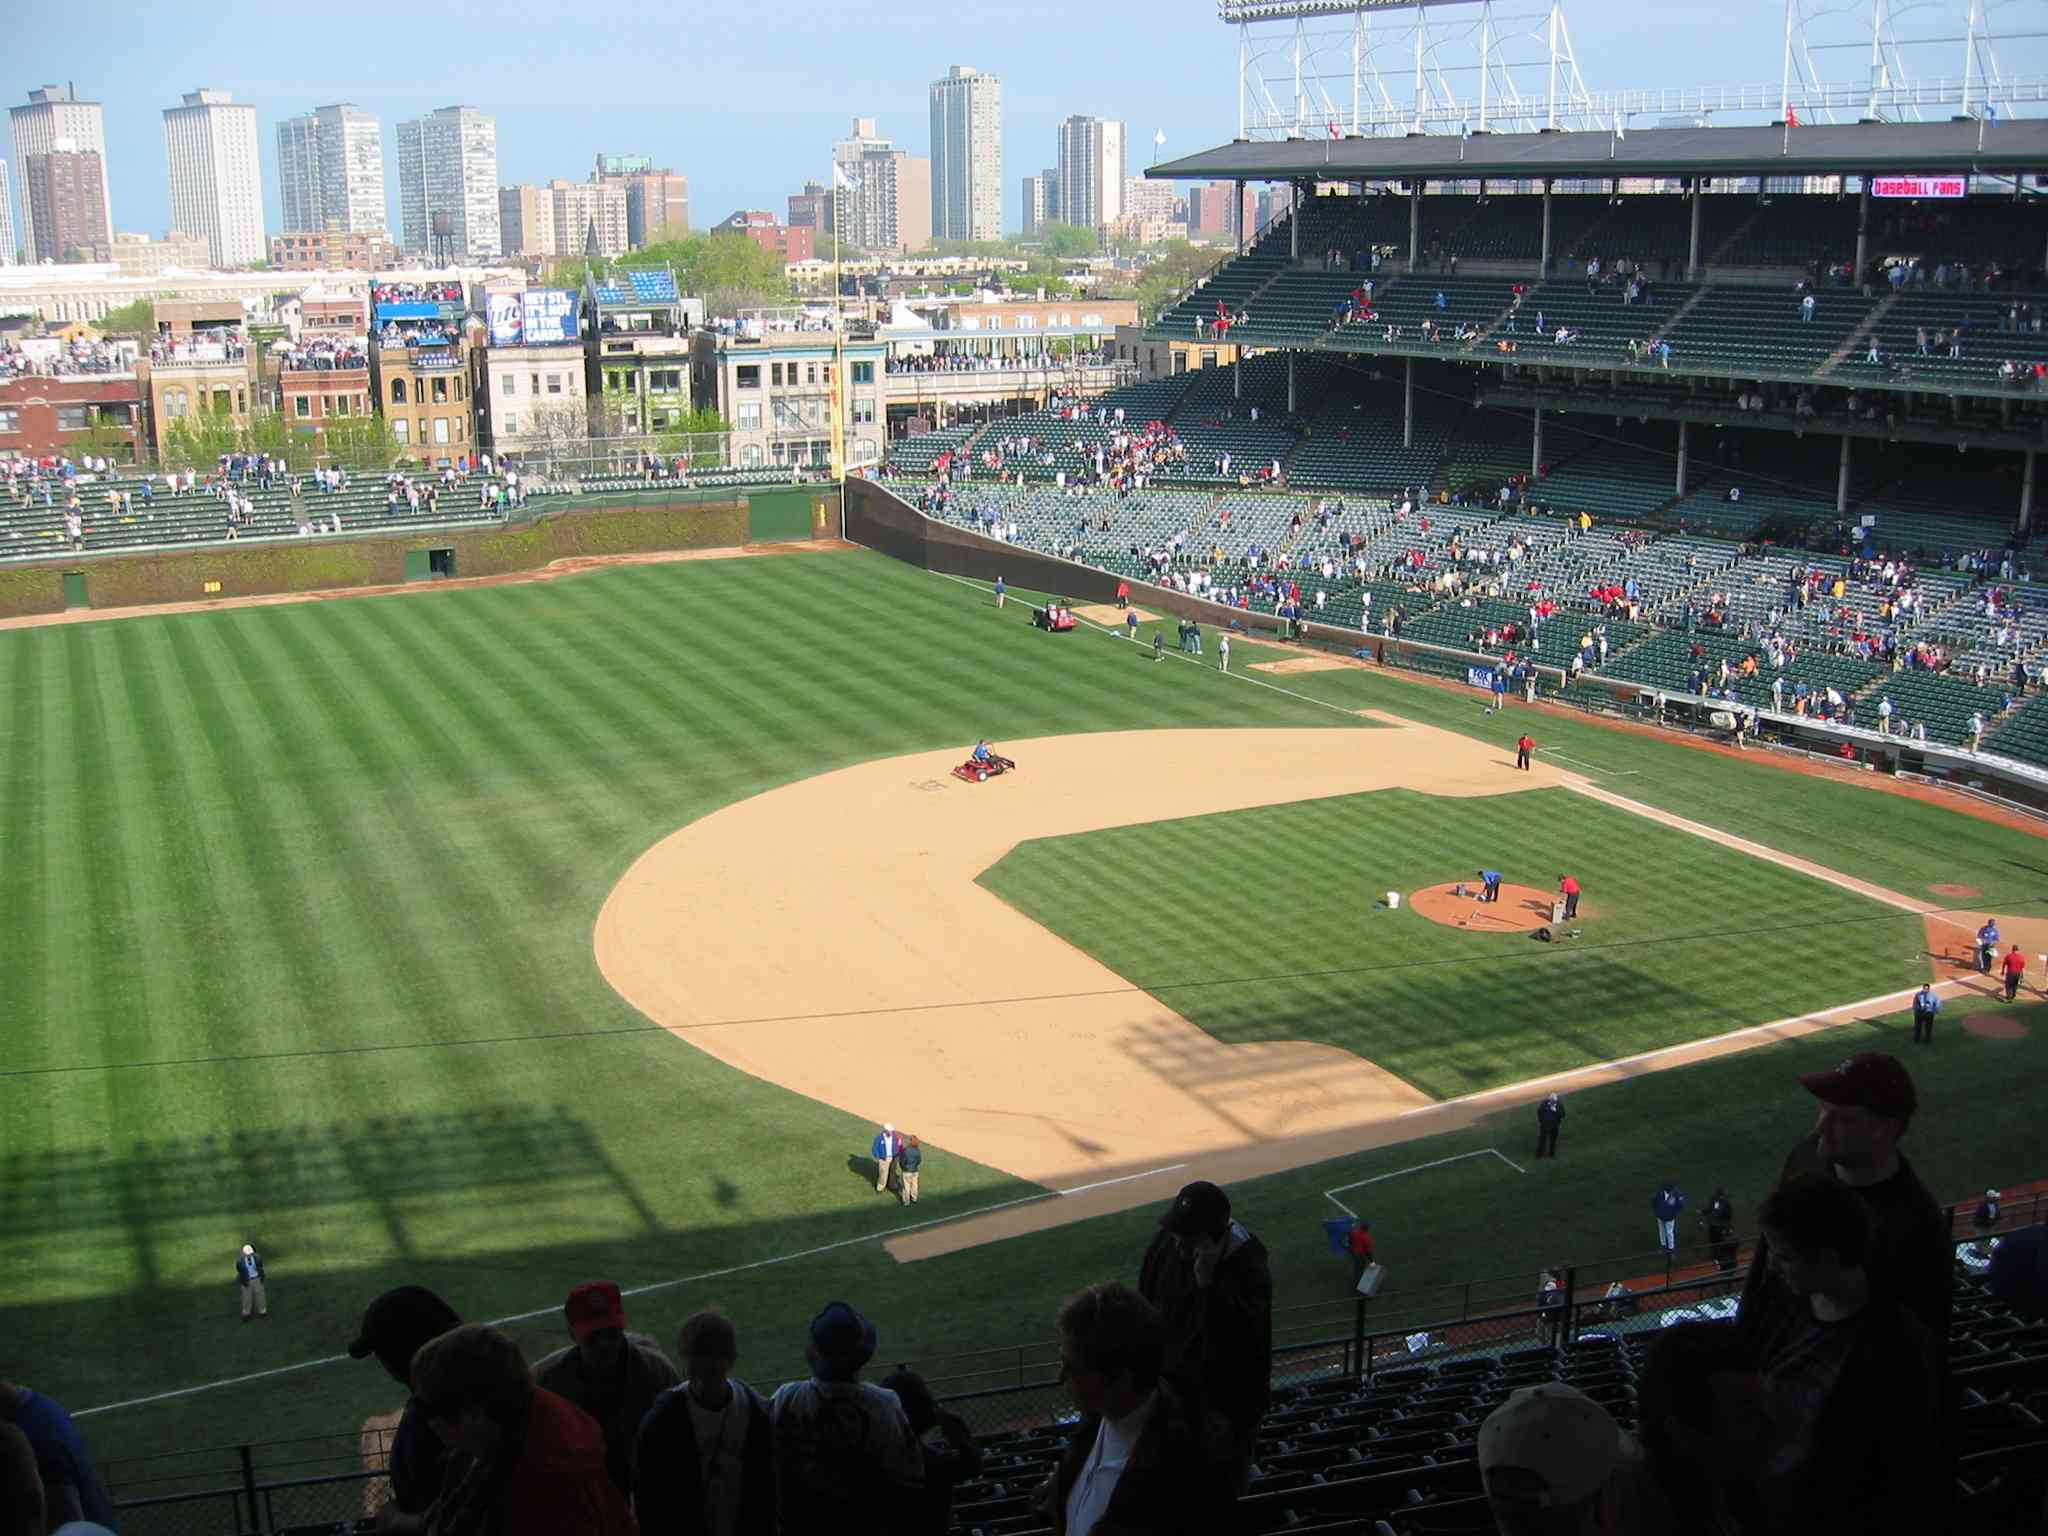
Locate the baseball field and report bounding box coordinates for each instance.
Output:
[3,542,2045,1478]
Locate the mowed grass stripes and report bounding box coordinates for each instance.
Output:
[0,550,1343,1458]
[979,787,1931,1099]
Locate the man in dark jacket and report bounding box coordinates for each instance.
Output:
[1041,1282,1231,1535]
[1681,1177,1941,1534]
[1137,1180,1272,1492]
[532,1281,680,1498]
[347,1284,463,1524]
[633,1310,776,1535]
[1534,1093,1564,1158]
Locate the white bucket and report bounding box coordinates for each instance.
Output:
[1387,891,1401,909]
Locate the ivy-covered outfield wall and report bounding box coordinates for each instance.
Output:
[0,487,840,619]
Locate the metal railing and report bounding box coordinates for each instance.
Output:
[101,1213,2043,1530]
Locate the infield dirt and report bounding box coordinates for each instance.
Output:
[596,717,2031,1260]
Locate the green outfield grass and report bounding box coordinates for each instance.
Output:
[1,546,2041,1483]
[978,786,1930,1098]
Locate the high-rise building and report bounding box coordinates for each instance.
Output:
[0,162,14,266]
[1188,181,1256,243]
[787,180,828,232]
[549,179,628,259]
[594,155,689,247]
[928,66,1002,243]
[11,86,111,262]
[497,185,555,259]
[162,90,265,267]
[1124,177,1182,222]
[394,106,499,260]
[1055,117,1125,231]
[276,103,386,235]
[23,147,111,263]
[1020,172,1057,238]
[829,120,929,256]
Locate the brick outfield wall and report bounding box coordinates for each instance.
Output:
[841,478,2048,817]
[0,489,841,620]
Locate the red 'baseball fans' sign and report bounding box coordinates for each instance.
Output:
[1870,175,1966,199]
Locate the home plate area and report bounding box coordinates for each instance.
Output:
[1407,881,1582,933]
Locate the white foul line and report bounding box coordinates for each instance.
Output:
[74,1165,1190,1421]
[1322,1148,1525,1216]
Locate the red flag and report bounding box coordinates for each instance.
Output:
[1785,105,1800,128]
[1328,121,1341,140]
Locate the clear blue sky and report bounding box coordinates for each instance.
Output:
[9,0,2043,248]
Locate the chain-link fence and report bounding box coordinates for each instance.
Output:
[103,1429,393,1536]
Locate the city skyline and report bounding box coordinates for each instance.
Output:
[8,0,2048,264]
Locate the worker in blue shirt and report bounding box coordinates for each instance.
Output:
[1911,982,1941,1044]
[1477,869,1503,904]
[1976,918,2000,974]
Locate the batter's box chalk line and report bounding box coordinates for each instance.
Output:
[1322,1148,1526,1218]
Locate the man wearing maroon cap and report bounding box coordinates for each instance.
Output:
[533,1280,680,1499]
[1738,1051,1950,1356]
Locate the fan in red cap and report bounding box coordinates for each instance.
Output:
[1737,1050,1950,1352]
[532,1281,679,1499]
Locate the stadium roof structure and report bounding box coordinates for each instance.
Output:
[1148,118,2048,184]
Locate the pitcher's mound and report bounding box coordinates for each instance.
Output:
[1930,882,1982,900]
[1409,881,1574,933]
[1962,1011,2031,1040]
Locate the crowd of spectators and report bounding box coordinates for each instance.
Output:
[148,331,245,365]
[374,281,463,306]
[885,350,1113,375]
[0,338,132,380]
[378,321,459,350]
[277,338,368,372]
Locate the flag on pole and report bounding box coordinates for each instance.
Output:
[1154,129,1167,147]
[832,162,861,191]
[1785,105,1800,129]
[1328,121,1341,140]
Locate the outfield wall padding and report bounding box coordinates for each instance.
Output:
[0,488,838,619]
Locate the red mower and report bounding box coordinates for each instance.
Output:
[951,753,1017,784]
[1034,600,1077,632]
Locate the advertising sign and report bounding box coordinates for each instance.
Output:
[1870,175,1966,199]
[487,292,524,347]
[521,289,580,345]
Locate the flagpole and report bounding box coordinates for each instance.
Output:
[830,173,846,484]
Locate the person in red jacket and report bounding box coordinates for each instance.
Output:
[2002,943,2028,1002]
[1516,733,1535,771]
[407,1323,636,1536]
[1559,873,1581,920]
[1346,1220,1375,1287]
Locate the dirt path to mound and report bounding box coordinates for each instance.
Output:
[596,723,1560,1201]
[0,540,853,632]
[1073,603,1161,626]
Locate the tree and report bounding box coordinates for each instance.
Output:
[321,414,401,472]
[78,412,136,464]
[1129,242,1220,325]
[551,232,794,318]
[98,298,156,336]
[1035,222,1101,260]
[657,408,731,469]
[520,400,593,470]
